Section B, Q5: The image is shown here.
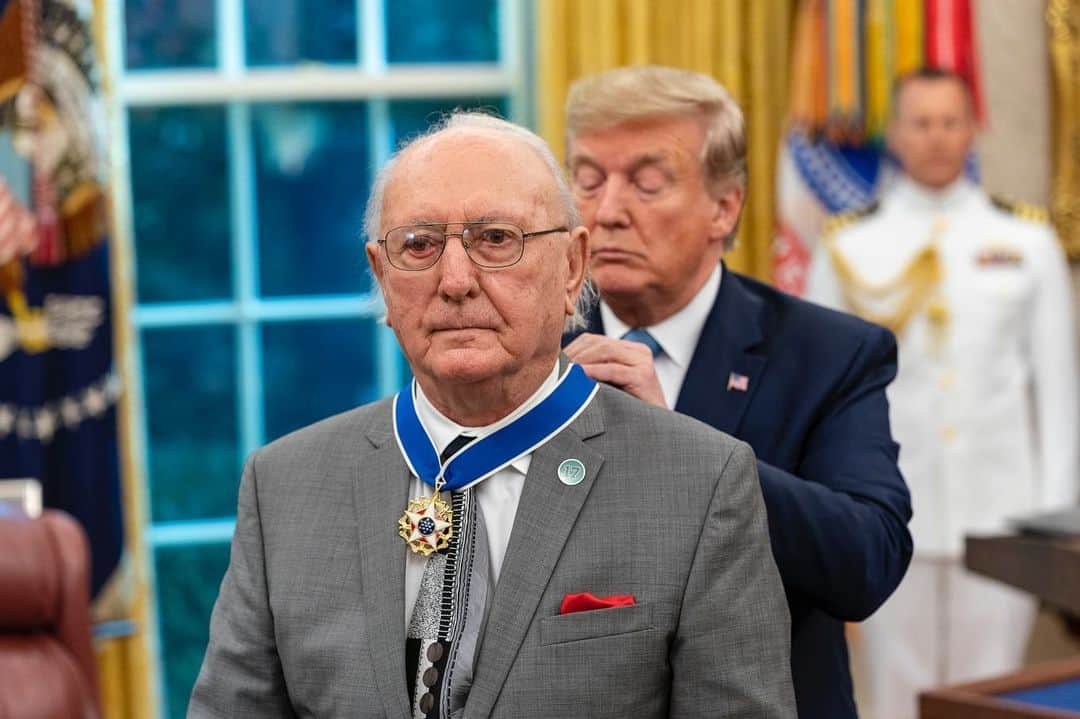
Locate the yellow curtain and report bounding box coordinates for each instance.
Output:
[536,0,796,282]
[1047,0,1080,259]
[92,0,158,716]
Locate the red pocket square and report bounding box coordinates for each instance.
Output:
[560,592,636,615]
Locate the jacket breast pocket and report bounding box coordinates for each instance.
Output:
[539,602,654,646]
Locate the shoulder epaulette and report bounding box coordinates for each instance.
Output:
[822,200,880,238]
[990,195,1049,224]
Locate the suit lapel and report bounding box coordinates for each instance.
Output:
[572,267,769,436]
[354,417,412,719]
[463,396,606,718]
[675,266,768,435]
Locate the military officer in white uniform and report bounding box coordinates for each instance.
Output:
[807,68,1079,719]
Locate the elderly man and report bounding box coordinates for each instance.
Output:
[562,65,912,719]
[189,112,796,718]
[808,68,1079,719]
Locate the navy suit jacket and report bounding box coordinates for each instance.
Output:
[566,265,912,718]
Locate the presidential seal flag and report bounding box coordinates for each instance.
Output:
[0,0,123,603]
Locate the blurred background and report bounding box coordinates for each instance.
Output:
[1,0,1077,717]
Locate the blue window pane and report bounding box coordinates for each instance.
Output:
[155,542,231,719]
[388,97,509,150]
[245,0,357,66]
[386,0,498,64]
[262,319,380,440]
[129,106,231,303]
[125,0,216,70]
[143,326,240,522]
[253,102,371,296]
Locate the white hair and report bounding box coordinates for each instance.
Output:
[364,111,595,331]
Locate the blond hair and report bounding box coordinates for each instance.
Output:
[565,65,747,195]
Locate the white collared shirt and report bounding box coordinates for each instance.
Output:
[599,263,723,409]
[887,174,979,214]
[404,360,561,628]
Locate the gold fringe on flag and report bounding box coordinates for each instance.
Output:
[1047,0,1080,258]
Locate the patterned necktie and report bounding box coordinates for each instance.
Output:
[621,328,663,358]
[406,435,493,719]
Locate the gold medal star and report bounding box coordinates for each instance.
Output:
[399,495,453,555]
[406,502,451,548]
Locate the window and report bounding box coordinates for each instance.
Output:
[110,1,528,715]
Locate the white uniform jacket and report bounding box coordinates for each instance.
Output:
[807,176,1079,557]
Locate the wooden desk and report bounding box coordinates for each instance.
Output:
[919,535,1080,717]
[921,657,1080,718]
[965,535,1080,617]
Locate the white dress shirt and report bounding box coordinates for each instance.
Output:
[404,360,561,628]
[599,263,722,409]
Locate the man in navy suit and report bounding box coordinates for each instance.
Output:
[562,65,913,719]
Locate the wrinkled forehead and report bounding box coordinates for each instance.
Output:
[382,130,562,229]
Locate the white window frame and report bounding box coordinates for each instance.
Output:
[104,0,529,714]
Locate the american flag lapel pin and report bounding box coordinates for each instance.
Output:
[727,372,749,392]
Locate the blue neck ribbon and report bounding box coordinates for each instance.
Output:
[393,363,598,492]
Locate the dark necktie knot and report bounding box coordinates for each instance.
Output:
[621,328,663,358]
[440,434,475,465]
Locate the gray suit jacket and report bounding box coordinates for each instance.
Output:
[189,385,796,718]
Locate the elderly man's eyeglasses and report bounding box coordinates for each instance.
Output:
[378,222,568,271]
